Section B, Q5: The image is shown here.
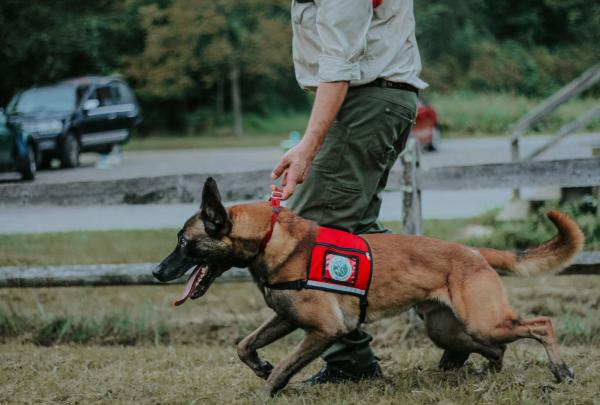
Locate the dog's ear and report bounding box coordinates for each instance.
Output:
[200,177,231,238]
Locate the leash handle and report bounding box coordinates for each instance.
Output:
[269,185,283,209]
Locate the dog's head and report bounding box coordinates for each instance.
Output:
[152,177,234,300]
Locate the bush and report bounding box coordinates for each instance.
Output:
[458,196,600,251]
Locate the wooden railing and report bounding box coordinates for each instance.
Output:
[1,146,599,287]
[509,63,600,197]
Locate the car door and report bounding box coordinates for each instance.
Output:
[113,82,140,132]
[78,85,128,149]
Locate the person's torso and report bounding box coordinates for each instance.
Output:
[291,0,427,90]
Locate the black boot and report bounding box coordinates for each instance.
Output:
[303,361,383,385]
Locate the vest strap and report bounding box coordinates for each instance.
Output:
[265,279,307,291]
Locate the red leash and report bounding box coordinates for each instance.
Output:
[260,185,283,251]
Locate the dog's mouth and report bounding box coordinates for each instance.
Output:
[173,265,220,306]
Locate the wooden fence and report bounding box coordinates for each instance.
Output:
[1,143,599,287]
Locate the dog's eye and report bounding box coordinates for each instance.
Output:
[179,236,188,248]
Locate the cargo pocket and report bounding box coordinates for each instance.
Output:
[381,102,416,155]
[319,183,367,232]
[368,143,396,172]
[312,121,350,172]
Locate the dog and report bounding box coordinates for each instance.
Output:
[153,177,584,396]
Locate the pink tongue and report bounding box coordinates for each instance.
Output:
[172,266,204,307]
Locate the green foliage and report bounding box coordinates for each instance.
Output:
[429,92,600,135]
[0,303,169,346]
[0,0,143,106]
[456,197,600,251]
[415,0,600,97]
[0,0,598,132]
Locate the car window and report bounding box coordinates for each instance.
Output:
[7,86,76,114]
[116,83,134,104]
[0,113,9,135]
[96,86,117,107]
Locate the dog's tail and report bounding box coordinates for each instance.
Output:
[478,210,584,276]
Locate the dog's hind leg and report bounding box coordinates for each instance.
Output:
[262,331,335,396]
[473,316,572,382]
[419,302,506,371]
[450,269,573,382]
[237,314,297,380]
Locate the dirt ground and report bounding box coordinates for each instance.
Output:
[1,276,599,404]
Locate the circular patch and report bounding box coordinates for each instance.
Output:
[329,255,353,282]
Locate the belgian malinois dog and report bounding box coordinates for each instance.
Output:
[153,178,583,396]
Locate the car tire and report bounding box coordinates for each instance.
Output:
[427,126,441,152]
[38,154,52,170]
[20,142,37,181]
[60,133,80,168]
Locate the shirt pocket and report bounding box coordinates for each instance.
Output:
[292,1,316,26]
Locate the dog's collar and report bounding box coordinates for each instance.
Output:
[260,186,283,252]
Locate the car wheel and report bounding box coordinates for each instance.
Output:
[427,126,441,152]
[20,142,37,181]
[38,154,53,170]
[60,133,80,168]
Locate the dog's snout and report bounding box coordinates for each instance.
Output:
[152,268,167,282]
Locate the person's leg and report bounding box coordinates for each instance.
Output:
[288,86,417,382]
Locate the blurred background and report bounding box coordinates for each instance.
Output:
[0,0,598,139]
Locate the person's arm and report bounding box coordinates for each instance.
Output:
[272,0,371,200]
[271,81,348,200]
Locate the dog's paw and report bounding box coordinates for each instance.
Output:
[553,364,574,383]
[255,360,274,380]
[438,350,470,371]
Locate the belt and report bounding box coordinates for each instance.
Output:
[359,78,419,95]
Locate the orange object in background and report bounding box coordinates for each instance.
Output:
[411,95,441,151]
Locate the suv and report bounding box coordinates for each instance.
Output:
[6,76,141,168]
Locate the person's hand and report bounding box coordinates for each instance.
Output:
[271,140,317,200]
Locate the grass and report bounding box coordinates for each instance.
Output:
[126,112,309,151]
[0,278,599,403]
[429,92,600,137]
[125,133,288,151]
[0,229,175,266]
[3,199,598,267]
[123,93,600,151]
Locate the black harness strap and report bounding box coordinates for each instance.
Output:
[359,297,368,324]
[265,279,306,291]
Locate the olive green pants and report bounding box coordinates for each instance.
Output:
[287,85,418,373]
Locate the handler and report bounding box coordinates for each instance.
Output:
[270,0,427,384]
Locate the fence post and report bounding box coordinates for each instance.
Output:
[401,139,422,235]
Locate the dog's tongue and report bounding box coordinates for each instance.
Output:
[173,265,204,307]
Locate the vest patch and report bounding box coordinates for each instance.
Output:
[306,227,373,297]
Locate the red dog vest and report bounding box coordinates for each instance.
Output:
[265,225,374,323]
[262,187,374,323]
[306,227,373,297]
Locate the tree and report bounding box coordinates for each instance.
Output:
[0,0,142,106]
[125,0,292,135]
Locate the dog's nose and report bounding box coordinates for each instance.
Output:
[152,269,165,282]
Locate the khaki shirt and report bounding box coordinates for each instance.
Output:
[291,0,427,90]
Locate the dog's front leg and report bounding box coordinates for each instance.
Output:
[237,314,296,380]
[262,331,334,397]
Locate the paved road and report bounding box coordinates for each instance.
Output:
[0,133,598,233]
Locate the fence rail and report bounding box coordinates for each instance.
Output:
[1,147,599,287]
